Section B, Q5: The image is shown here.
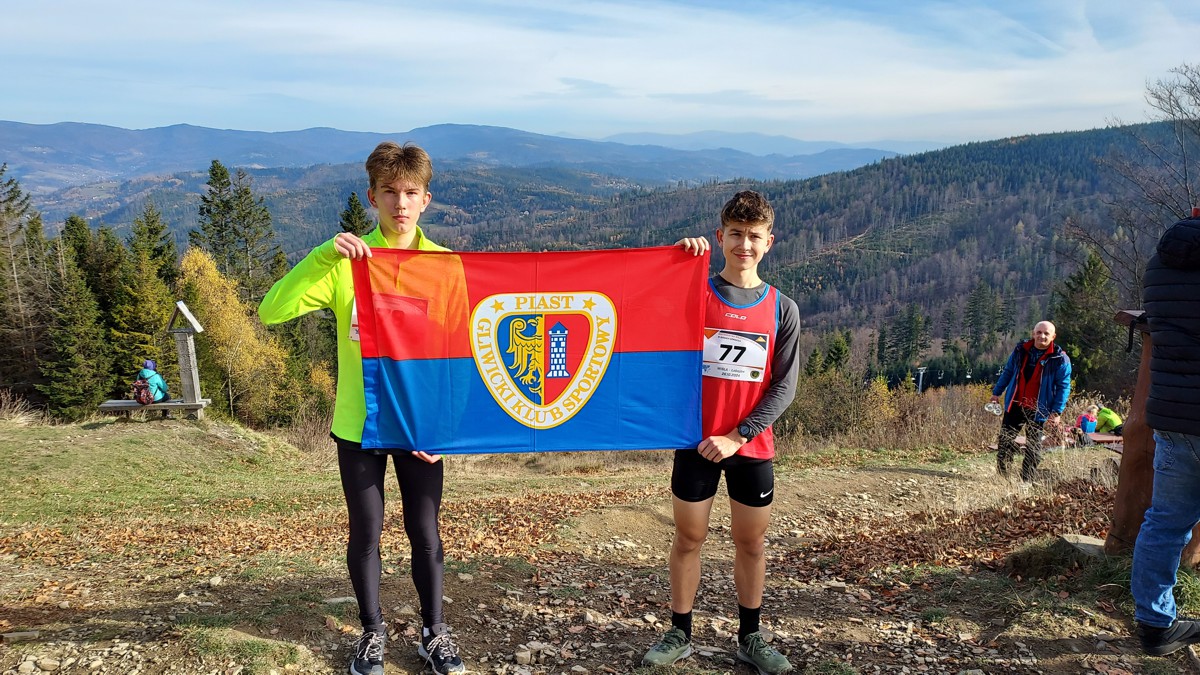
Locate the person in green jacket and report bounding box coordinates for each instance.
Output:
[1095,406,1124,435]
[259,142,465,675]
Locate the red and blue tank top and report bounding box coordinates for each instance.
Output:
[701,278,778,459]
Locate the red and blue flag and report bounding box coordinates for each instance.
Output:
[352,247,708,453]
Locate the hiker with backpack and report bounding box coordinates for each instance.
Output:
[133,359,169,405]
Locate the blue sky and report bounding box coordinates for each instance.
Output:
[4,0,1198,144]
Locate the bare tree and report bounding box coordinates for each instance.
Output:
[1072,63,1200,302]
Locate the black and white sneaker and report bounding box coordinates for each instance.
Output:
[349,627,386,675]
[1138,617,1200,656]
[417,623,465,674]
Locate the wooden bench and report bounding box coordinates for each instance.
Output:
[989,432,1124,454]
[98,398,211,418]
[98,301,210,420]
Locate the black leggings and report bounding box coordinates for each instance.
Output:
[337,444,445,630]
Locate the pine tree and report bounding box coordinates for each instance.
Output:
[1051,250,1131,392]
[110,249,176,395]
[0,167,43,398]
[941,305,957,343]
[37,241,113,420]
[964,280,993,353]
[191,159,236,274]
[804,347,825,376]
[128,200,179,287]
[77,226,130,321]
[875,326,890,367]
[18,213,54,389]
[825,331,850,372]
[891,303,931,365]
[340,191,372,236]
[268,246,290,283]
[229,168,278,301]
[61,214,91,264]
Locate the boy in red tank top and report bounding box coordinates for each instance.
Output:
[643,191,800,675]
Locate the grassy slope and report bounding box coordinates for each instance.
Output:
[0,417,339,525]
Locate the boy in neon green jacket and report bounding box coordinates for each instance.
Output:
[259,142,465,675]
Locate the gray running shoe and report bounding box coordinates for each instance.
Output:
[736,631,792,675]
[642,626,694,666]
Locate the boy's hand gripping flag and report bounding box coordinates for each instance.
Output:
[352,247,709,453]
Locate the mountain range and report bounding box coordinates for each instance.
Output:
[599,130,944,156]
[1,121,897,197]
[1,118,1161,351]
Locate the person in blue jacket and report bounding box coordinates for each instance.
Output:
[138,360,170,403]
[989,321,1072,482]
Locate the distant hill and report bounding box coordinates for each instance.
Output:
[0,121,896,196]
[17,121,1163,343]
[600,130,945,156]
[32,160,645,256]
[444,126,1160,335]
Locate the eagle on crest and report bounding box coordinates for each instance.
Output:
[505,317,544,396]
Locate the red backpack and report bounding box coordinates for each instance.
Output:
[131,378,154,405]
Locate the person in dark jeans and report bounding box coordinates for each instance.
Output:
[990,321,1072,482]
[1132,210,1200,656]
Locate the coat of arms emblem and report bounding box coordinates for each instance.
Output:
[470,292,617,429]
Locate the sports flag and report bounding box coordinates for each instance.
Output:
[352,247,709,453]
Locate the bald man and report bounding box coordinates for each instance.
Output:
[990,321,1073,482]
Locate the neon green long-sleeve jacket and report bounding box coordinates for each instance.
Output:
[1095,406,1123,434]
[258,227,448,443]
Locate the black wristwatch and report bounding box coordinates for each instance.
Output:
[737,422,757,441]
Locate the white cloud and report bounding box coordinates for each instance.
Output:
[3,0,1199,142]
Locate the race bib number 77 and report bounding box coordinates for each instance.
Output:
[702,328,769,382]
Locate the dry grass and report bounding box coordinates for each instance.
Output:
[279,410,338,469]
[782,381,997,458]
[269,381,1024,475]
[0,388,44,427]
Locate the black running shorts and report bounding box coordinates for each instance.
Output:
[671,449,775,507]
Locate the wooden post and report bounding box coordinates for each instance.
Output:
[1104,310,1200,565]
[167,301,207,420]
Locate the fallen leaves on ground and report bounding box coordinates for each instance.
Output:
[0,487,663,576]
[780,478,1112,581]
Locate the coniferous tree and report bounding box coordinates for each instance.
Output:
[1051,250,1131,392]
[825,331,850,372]
[18,213,54,386]
[191,160,236,274]
[0,167,43,398]
[965,281,993,352]
[340,192,372,236]
[875,326,889,367]
[61,214,91,264]
[37,241,113,419]
[941,306,957,343]
[110,249,176,396]
[268,247,290,283]
[229,169,278,301]
[804,347,825,376]
[128,200,179,287]
[891,303,931,366]
[76,226,129,321]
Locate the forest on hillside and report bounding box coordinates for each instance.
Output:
[2,64,1198,428]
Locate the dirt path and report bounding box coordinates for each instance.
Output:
[0,447,1180,675]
